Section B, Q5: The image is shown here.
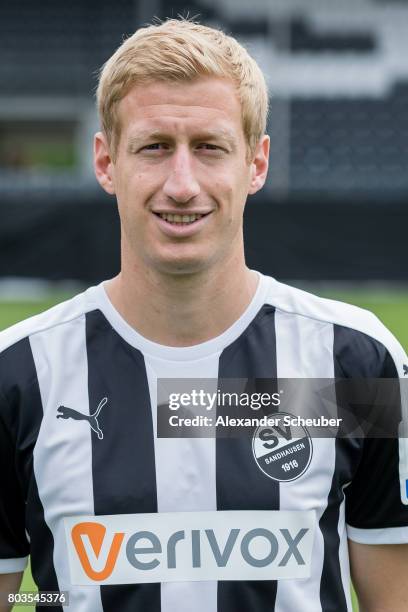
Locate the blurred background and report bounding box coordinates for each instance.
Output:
[0,1,407,609]
[1,0,407,334]
[1,0,408,288]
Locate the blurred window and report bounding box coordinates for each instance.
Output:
[0,119,78,171]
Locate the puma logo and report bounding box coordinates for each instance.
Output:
[404,364,408,376]
[56,397,107,440]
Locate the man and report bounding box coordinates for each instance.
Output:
[0,17,407,612]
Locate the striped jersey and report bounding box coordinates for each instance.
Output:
[1,272,408,612]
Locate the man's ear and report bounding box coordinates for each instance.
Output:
[94,131,116,195]
[248,135,270,195]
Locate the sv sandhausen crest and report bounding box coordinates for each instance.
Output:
[252,412,313,482]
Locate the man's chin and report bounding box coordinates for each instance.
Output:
[151,255,213,277]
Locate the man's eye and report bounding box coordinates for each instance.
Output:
[198,143,219,150]
[143,143,166,150]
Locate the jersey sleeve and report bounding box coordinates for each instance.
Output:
[344,330,408,544]
[0,389,29,573]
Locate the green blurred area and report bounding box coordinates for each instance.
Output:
[315,290,408,351]
[1,288,406,611]
[0,120,77,171]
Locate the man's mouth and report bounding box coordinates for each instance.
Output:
[154,212,210,226]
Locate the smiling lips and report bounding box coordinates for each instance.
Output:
[154,211,211,226]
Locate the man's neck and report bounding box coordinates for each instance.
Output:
[105,261,259,347]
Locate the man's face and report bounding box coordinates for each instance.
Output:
[95,77,269,275]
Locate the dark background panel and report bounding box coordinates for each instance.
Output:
[1,195,406,283]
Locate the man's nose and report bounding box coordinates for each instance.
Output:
[162,147,200,203]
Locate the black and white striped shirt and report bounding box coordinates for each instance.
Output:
[1,273,407,611]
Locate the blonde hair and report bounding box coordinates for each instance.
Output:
[96,17,269,163]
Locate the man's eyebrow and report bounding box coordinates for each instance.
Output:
[126,128,238,149]
[196,129,238,147]
[127,131,168,148]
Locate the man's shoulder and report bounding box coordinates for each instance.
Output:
[263,276,407,375]
[0,287,95,358]
[265,278,381,333]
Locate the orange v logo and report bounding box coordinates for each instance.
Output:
[71,522,124,581]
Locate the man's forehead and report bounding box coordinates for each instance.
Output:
[118,78,242,124]
[116,78,246,148]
